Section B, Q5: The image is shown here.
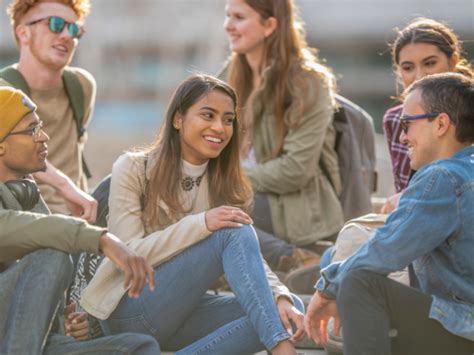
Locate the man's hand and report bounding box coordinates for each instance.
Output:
[304,291,340,345]
[61,183,98,224]
[276,296,305,342]
[33,161,98,223]
[99,233,155,298]
[64,303,89,341]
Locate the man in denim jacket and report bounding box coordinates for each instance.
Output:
[304,73,474,355]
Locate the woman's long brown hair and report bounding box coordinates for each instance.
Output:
[143,74,253,228]
[226,0,335,158]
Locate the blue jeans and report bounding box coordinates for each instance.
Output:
[102,225,294,354]
[0,249,73,354]
[44,333,160,355]
[0,248,160,355]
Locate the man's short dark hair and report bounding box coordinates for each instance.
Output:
[406,73,474,143]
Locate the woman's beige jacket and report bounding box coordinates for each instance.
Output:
[81,152,291,319]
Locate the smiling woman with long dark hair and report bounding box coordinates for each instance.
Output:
[81,74,304,354]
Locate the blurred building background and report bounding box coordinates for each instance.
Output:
[1,0,472,196]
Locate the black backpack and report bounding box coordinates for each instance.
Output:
[333,95,377,220]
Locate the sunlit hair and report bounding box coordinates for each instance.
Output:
[143,74,253,229]
[391,17,473,87]
[7,0,91,43]
[404,73,474,143]
[226,0,336,158]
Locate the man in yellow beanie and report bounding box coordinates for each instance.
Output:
[0,86,159,354]
[0,87,36,141]
[0,87,48,179]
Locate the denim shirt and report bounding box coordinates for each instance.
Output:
[316,145,474,341]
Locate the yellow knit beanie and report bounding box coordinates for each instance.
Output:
[0,87,37,142]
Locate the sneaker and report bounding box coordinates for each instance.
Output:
[276,248,321,273]
[285,264,321,294]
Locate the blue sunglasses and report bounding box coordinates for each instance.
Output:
[26,16,84,39]
[400,112,440,134]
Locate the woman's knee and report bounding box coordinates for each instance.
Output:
[213,225,259,246]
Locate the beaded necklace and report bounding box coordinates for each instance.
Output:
[180,174,204,191]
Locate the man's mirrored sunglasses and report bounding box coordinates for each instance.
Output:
[26,16,84,39]
[400,112,440,134]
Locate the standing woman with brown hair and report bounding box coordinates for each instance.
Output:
[81,74,304,354]
[222,0,344,271]
[383,17,473,196]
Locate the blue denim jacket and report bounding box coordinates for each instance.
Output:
[316,145,474,341]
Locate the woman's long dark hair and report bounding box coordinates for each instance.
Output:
[143,74,253,228]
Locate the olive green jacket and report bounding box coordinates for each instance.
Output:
[244,64,344,245]
[0,182,104,264]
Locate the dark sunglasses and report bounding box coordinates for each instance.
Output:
[400,112,440,134]
[26,16,84,39]
[7,121,44,142]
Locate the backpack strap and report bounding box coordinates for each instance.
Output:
[62,68,92,178]
[0,65,31,96]
[62,68,85,139]
[318,102,348,194]
[333,102,349,151]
